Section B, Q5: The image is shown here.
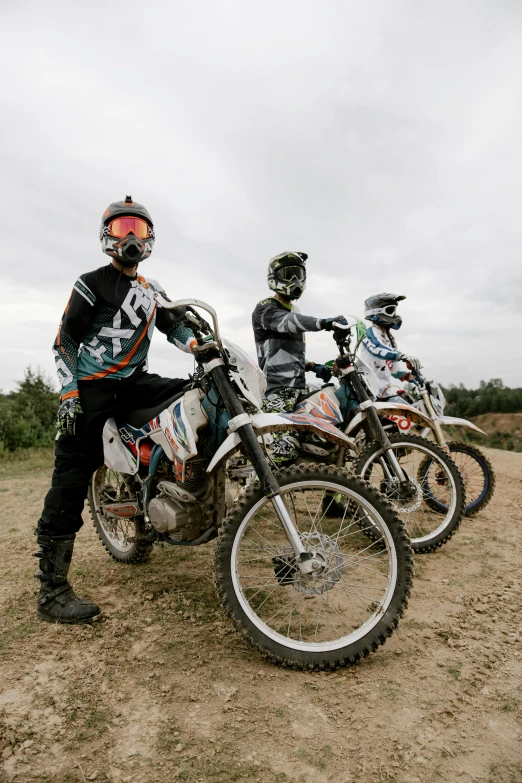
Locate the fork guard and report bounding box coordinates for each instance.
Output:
[418,415,487,439]
[206,412,358,473]
[344,401,436,437]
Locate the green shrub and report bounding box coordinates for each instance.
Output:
[0,368,59,453]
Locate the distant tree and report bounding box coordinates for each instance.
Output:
[0,367,59,453]
[443,379,522,417]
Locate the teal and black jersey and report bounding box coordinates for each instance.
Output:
[54,264,195,400]
[252,297,322,395]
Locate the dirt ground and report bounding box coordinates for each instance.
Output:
[1,447,521,783]
[472,413,522,437]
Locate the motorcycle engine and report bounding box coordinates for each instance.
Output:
[148,480,211,541]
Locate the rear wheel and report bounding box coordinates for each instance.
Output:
[447,442,495,517]
[214,464,413,670]
[88,466,151,564]
[355,434,466,554]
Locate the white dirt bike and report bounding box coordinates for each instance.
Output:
[228,318,467,554]
[88,299,413,670]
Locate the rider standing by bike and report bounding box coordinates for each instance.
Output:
[34,196,196,625]
[252,251,346,467]
[360,293,422,402]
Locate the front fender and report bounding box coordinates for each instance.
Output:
[207,412,358,473]
[344,401,436,436]
[434,415,486,435]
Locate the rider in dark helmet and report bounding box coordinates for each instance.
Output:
[34,197,197,625]
[360,293,422,400]
[252,251,347,467]
[100,195,155,266]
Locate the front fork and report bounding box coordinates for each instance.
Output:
[345,370,408,483]
[210,363,316,575]
[419,390,448,451]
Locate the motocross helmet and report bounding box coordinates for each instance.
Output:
[364,293,406,330]
[267,251,308,300]
[100,195,155,266]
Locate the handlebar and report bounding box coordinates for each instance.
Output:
[154,295,225,355]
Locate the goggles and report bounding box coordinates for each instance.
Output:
[277,265,306,282]
[366,304,397,317]
[109,217,150,239]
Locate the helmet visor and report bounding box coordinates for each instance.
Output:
[109,217,150,239]
[277,265,306,282]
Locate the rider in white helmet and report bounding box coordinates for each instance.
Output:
[359,293,421,402]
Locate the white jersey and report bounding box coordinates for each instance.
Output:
[359,325,410,397]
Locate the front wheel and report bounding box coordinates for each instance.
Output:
[214,464,413,670]
[354,434,466,554]
[447,442,495,517]
[88,466,152,564]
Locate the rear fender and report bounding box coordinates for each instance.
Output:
[434,415,486,435]
[206,411,358,473]
[344,401,436,437]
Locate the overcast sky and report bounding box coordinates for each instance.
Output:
[1,0,521,393]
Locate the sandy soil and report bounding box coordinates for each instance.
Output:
[1,447,521,783]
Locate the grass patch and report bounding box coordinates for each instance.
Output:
[0,447,54,478]
[447,663,462,681]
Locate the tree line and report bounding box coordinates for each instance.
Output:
[442,378,522,418]
[0,368,521,455]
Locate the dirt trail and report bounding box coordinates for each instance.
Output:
[1,448,521,783]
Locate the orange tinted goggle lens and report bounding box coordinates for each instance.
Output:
[109,217,150,239]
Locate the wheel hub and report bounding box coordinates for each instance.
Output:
[381,477,423,514]
[273,533,343,595]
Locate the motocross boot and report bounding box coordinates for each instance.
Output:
[321,494,348,519]
[34,533,100,624]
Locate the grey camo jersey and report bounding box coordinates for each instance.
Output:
[252,297,322,395]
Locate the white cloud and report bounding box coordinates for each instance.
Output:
[0,0,521,393]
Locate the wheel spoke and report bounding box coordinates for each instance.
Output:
[232,478,399,650]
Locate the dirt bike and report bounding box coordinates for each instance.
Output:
[379,371,495,517]
[229,317,466,554]
[88,298,413,670]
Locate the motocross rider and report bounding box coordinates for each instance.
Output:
[34,196,198,625]
[359,293,421,401]
[252,251,346,467]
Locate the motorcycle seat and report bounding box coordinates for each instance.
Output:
[118,390,185,429]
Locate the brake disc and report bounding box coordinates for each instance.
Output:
[273,533,343,596]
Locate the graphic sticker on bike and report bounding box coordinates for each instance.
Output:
[295,392,343,424]
[280,412,347,439]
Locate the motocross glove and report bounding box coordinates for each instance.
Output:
[56,397,83,437]
[305,362,333,383]
[320,316,348,331]
[192,335,221,362]
[399,354,422,371]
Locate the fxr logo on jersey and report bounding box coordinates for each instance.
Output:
[96,282,156,360]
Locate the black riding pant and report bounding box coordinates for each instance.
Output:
[38,373,186,536]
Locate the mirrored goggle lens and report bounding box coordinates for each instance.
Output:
[278,265,306,282]
[109,217,150,239]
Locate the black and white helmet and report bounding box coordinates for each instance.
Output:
[267,251,308,300]
[364,293,406,330]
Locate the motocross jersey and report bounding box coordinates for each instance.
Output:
[252,296,322,395]
[359,325,410,397]
[54,263,196,400]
